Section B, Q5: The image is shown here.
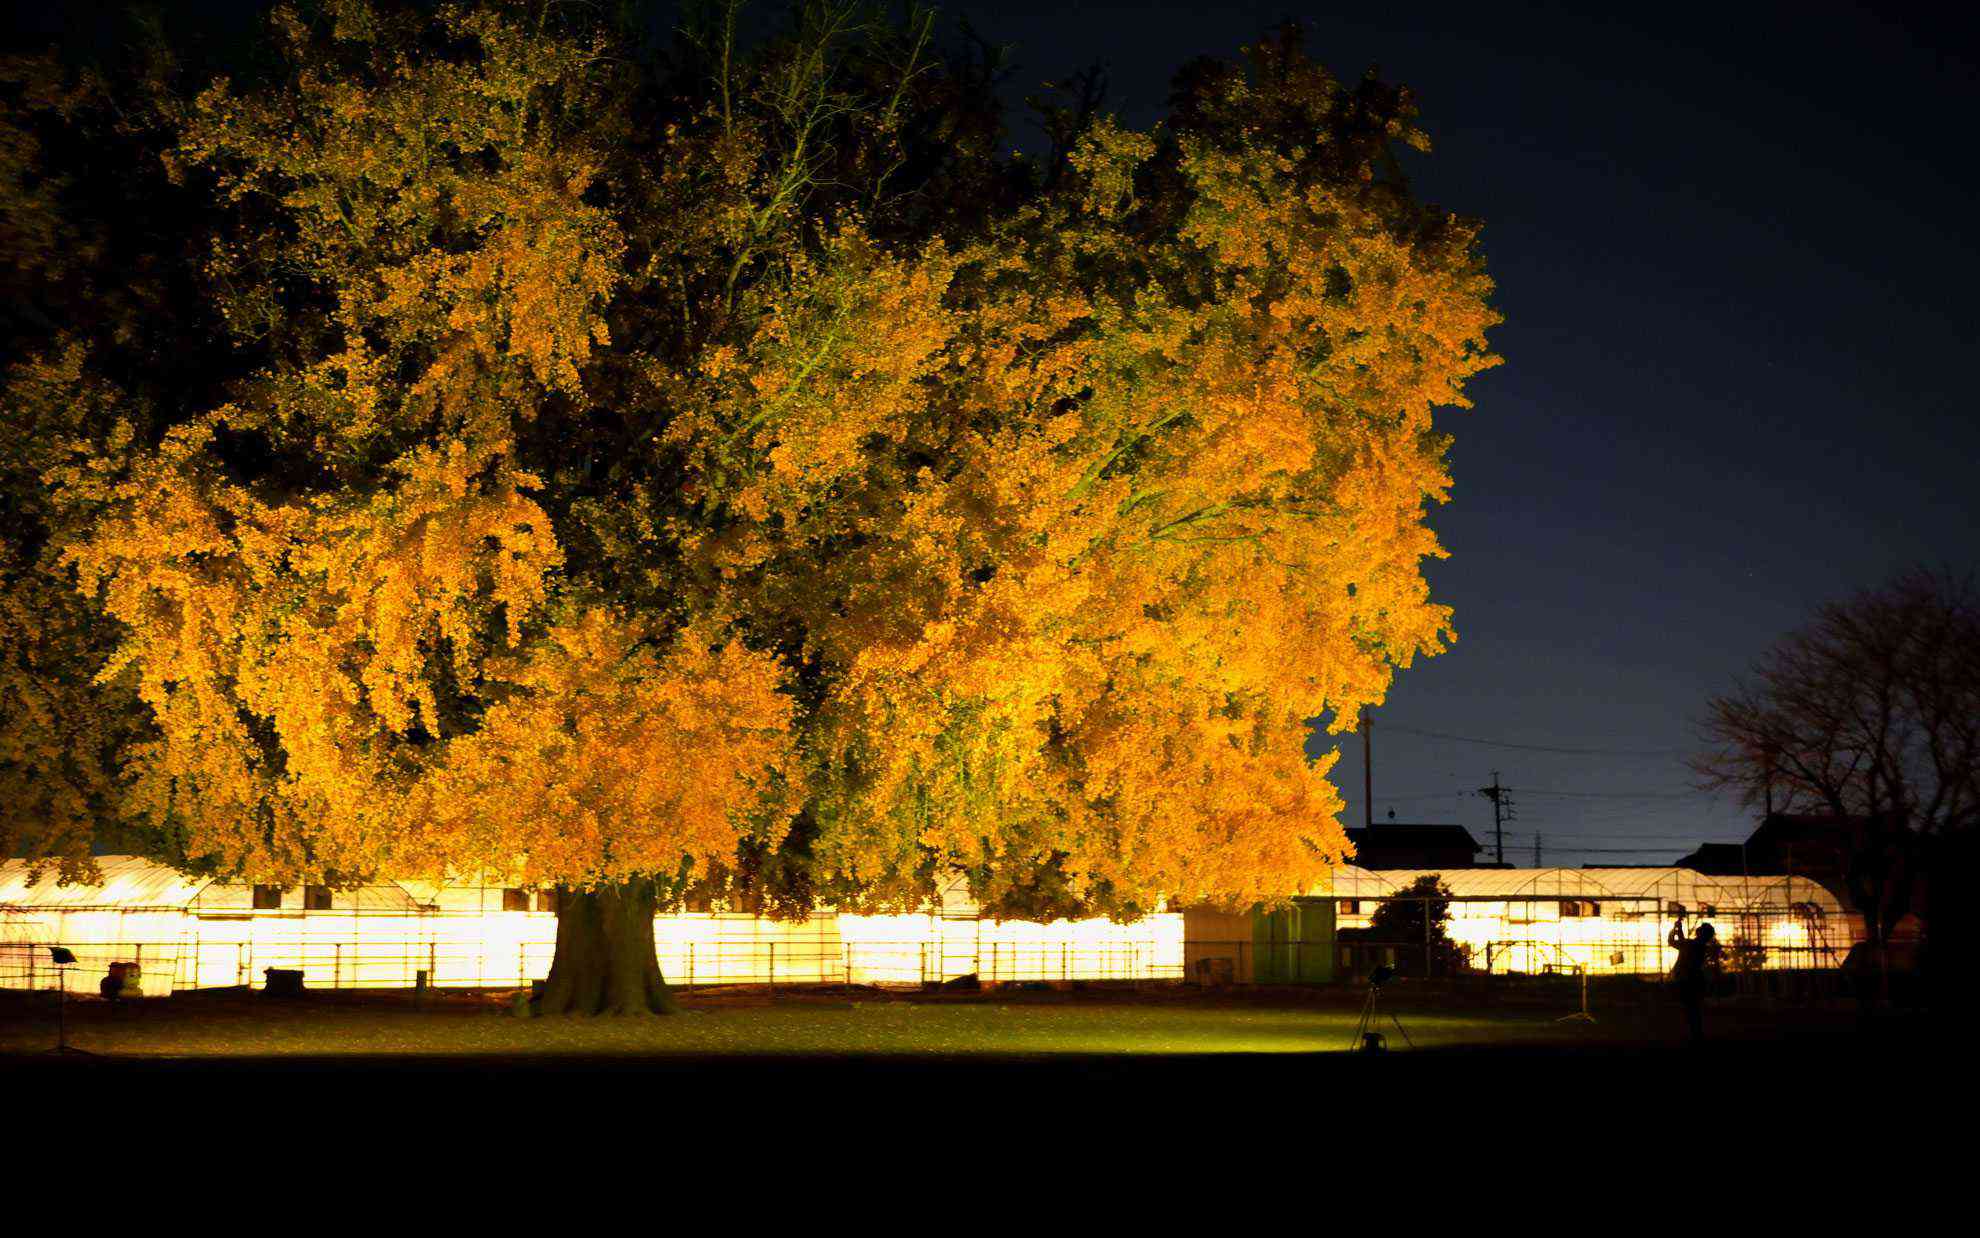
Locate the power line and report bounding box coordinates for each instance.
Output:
[1499,831,1721,841]
[1518,822,1710,832]
[1534,840,1689,846]
[1380,724,1684,758]
[1504,800,1721,818]
[1532,846,1704,854]
[1514,801,1683,812]
[1517,805,1722,820]
[1511,787,1699,800]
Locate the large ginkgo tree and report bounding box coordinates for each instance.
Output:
[6,1,1496,1014]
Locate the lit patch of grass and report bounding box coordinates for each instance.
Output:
[0,990,1621,1060]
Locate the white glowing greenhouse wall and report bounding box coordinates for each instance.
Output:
[1332,902,1857,975]
[976,915,1186,982]
[1328,867,1863,975]
[1,858,1184,993]
[837,913,948,984]
[0,908,190,995]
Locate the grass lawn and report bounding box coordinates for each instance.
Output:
[0,982,1878,1064]
[3,984,1946,1159]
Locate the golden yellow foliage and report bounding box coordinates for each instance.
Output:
[24,5,1496,921]
[805,82,1498,913]
[428,610,798,884]
[56,3,795,890]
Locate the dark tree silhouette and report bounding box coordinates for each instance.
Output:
[1696,568,1979,971]
[1367,875,1463,975]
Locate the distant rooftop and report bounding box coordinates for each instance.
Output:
[1346,822,1484,869]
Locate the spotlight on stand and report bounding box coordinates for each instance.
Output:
[45,945,95,1056]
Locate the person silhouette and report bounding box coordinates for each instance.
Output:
[1669,916,1722,1044]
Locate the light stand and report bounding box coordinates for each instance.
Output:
[1557,963,1596,1024]
[1348,963,1416,1052]
[45,946,95,1057]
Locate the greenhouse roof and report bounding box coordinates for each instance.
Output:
[2,857,426,912]
[1317,865,1849,911]
[0,856,213,910]
[4,857,1851,918]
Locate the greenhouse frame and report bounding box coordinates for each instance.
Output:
[1325,866,1861,976]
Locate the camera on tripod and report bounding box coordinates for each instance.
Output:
[1349,962,1413,1052]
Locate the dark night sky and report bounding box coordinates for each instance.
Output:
[9,2,1977,866]
[948,1,1980,863]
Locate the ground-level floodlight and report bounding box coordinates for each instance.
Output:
[46,945,94,1056]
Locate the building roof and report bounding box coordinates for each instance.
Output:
[1345,822,1485,870]
[1674,842,1751,875]
[1346,823,1481,851]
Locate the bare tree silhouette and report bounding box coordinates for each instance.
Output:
[1696,568,1979,973]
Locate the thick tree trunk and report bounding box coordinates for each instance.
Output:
[538,878,679,1016]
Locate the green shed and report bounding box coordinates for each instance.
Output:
[1252,897,1336,983]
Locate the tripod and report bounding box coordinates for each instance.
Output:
[1557,964,1596,1024]
[1348,971,1416,1052]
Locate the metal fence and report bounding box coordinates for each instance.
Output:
[0,936,1185,994]
[0,940,184,997]
[1325,894,1861,982]
[1323,939,1853,990]
[1,934,1859,999]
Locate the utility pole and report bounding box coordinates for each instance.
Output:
[1534,832,1543,867]
[1361,706,1373,829]
[1476,772,1515,865]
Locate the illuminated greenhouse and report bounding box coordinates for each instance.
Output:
[1325,866,1860,976]
[3,855,1862,998]
[0,856,1185,995]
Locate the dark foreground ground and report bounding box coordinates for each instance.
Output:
[0,978,1948,1079]
[7,982,1955,1199]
